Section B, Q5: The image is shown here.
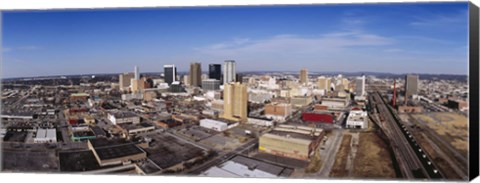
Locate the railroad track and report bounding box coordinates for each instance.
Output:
[371,91,444,180]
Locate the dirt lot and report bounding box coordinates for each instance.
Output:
[413,132,462,179]
[329,134,352,177]
[352,132,396,178]
[411,112,468,156]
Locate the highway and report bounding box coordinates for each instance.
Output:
[370,91,443,180]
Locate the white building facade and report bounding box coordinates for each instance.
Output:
[346,110,368,129]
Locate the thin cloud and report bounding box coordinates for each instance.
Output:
[409,9,468,28]
[394,35,456,45]
[195,31,394,57]
[2,45,41,53]
[2,47,12,53]
[384,48,403,53]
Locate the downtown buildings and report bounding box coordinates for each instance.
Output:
[164,64,178,85]
[223,60,236,84]
[299,68,308,85]
[405,74,419,103]
[355,75,366,97]
[222,82,248,122]
[189,62,202,87]
[209,64,222,81]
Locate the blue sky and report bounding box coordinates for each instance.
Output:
[2,2,469,78]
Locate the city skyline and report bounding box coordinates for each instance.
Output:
[2,2,469,78]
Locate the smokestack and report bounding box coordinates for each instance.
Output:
[393,79,397,107]
[134,65,139,80]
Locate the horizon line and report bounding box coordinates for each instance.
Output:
[2,70,469,80]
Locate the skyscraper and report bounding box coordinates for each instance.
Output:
[300,68,308,84]
[131,66,144,93]
[131,79,145,93]
[405,74,419,104]
[164,64,177,85]
[119,72,135,91]
[342,78,350,91]
[317,76,325,89]
[355,75,366,96]
[209,64,222,80]
[134,65,140,80]
[183,75,190,86]
[189,62,202,87]
[223,60,236,84]
[223,82,248,122]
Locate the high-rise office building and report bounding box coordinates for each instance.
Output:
[189,62,202,87]
[202,79,220,91]
[236,74,243,84]
[223,60,236,84]
[209,64,222,80]
[134,65,140,80]
[131,66,144,93]
[131,79,145,93]
[223,82,248,122]
[355,75,366,96]
[405,74,419,103]
[300,68,308,84]
[183,75,190,86]
[119,72,135,91]
[144,78,153,89]
[164,64,177,85]
[342,78,350,90]
[317,76,328,90]
[317,76,331,90]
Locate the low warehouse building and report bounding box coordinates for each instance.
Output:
[247,117,274,127]
[301,112,334,124]
[71,127,97,142]
[321,97,348,110]
[34,128,57,143]
[108,112,140,125]
[87,138,147,167]
[290,96,313,108]
[264,103,292,122]
[202,155,293,178]
[199,119,229,132]
[118,123,155,137]
[259,126,323,161]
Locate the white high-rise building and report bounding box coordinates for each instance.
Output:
[223,60,236,84]
[134,65,140,80]
[355,75,366,96]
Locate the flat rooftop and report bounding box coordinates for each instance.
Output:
[72,130,95,137]
[229,155,294,177]
[145,133,205,169]
[110,112,138,118]
[252,153,309,168]
[118,123,154,131]
[94,143,144,160]
[70,93,89,97]
[266,130,316,141]
[59,150,102,172]
[89,138,129,148]
[91,126,107,136]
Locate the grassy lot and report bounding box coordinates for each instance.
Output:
[353,133,396,178]
[329,134,352,177]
